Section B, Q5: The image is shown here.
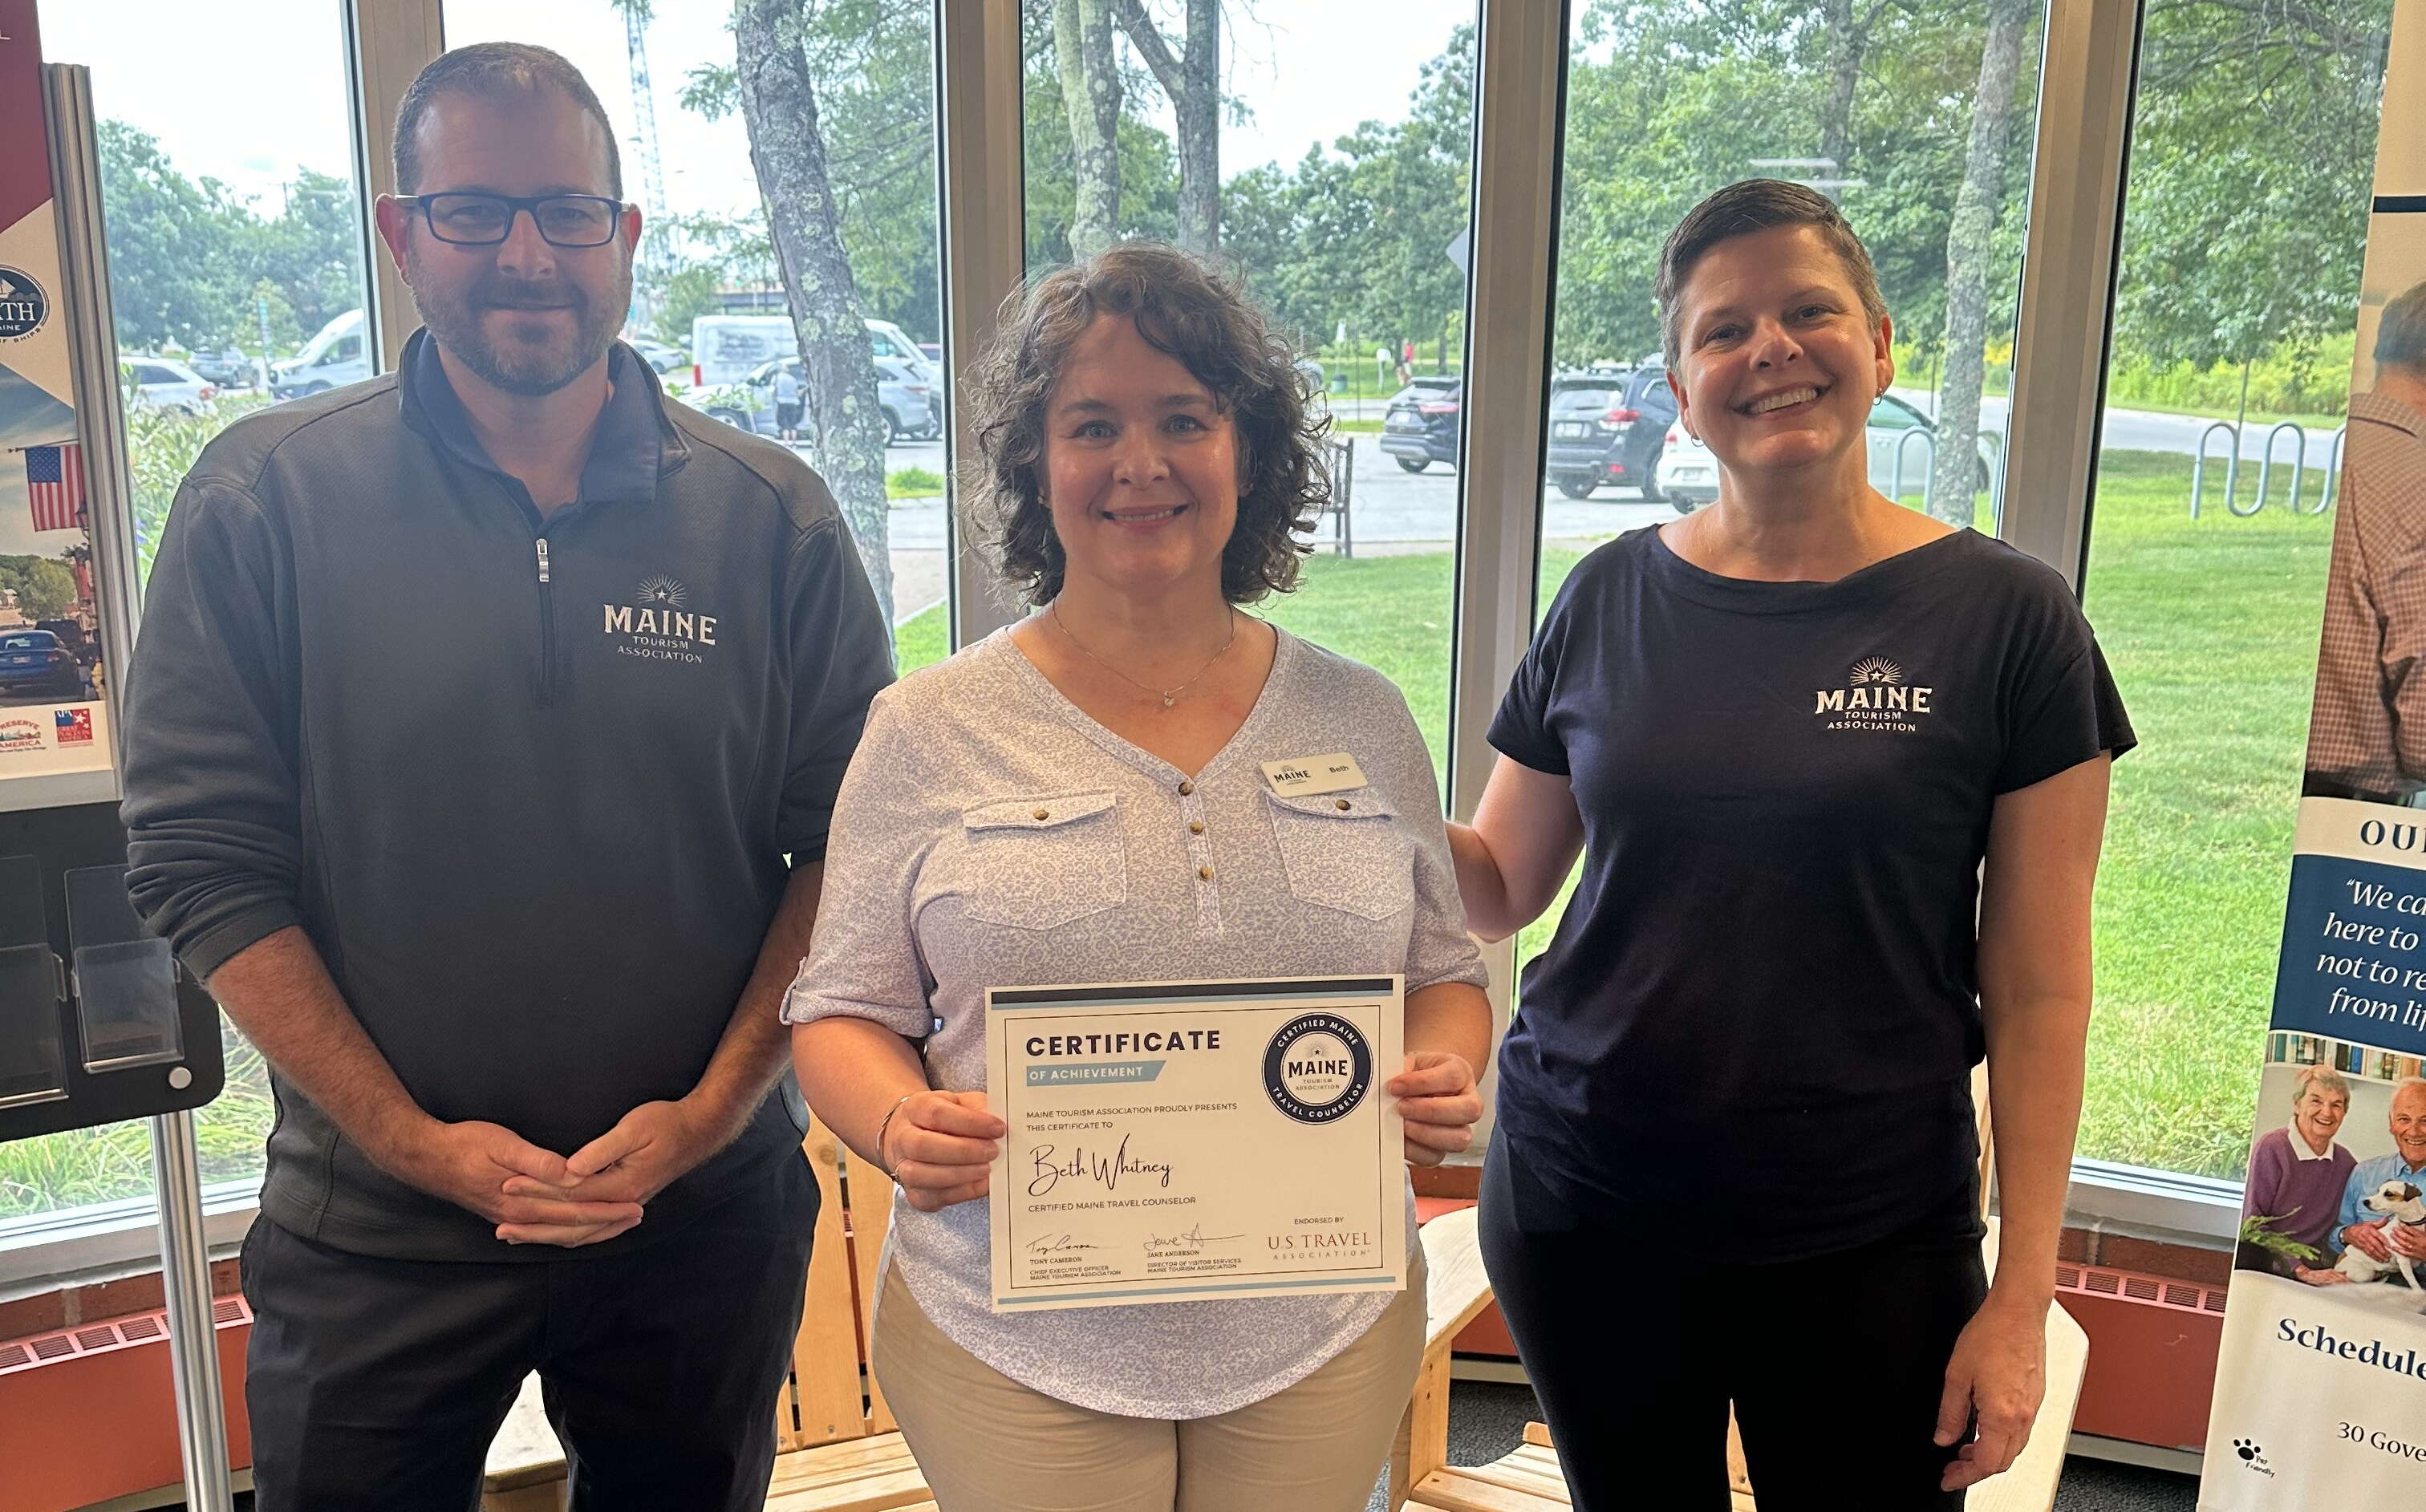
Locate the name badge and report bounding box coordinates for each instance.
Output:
[1261,753,1367,797]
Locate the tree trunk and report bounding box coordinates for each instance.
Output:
[1113,0,1215,250]
[1928,0,2028,526]
[1057,0,1122,258]
[1818,0,1863,198]
[734,0,895,627]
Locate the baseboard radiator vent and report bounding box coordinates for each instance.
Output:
[0,1296,254,1510]
[2054,1260,2229,1453]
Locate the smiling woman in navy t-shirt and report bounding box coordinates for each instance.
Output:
[1450,180,2132,1511]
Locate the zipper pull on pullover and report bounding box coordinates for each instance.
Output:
[536,537,551,583]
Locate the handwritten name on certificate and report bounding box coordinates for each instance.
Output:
[984,975,1407,1313]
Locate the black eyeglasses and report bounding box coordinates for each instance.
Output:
[397,193,627,248]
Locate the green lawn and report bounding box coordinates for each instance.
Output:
[0,448,2319,1215]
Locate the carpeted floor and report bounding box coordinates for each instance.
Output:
[1363,1380,2202,1510]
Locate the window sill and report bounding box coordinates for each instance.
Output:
[2063,1157,2241,1248]
[0,1178,259,1301]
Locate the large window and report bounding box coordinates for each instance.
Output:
[2075,0,2387,1179]
[7,0,372,1218]
[1513,0,2051,974]
[445,0,950,673]
[1012,2,1481,773]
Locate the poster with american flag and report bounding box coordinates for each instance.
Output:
[23,442,81,532]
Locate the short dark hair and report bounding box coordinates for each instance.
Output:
[393,43,623,199]
[2377,280,2426,374]
[965,242,1325,607]
[1654,180,1887,367]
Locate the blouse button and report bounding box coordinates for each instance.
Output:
[1179,780,1195,796]
[1198,865,1214,882]
[1334,799,1352,811]
[1033,809,1049,821]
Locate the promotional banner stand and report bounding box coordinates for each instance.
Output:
[150,1109,234,1512]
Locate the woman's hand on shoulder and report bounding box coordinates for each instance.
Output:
[885,1090,1006,1212]
[1389,1051,1482,1167]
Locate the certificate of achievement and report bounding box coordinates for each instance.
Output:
[984,975,1406,1313]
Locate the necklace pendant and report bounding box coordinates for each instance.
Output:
[1161,692,1176,709]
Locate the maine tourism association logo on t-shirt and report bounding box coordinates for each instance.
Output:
[1813,656,1936,734]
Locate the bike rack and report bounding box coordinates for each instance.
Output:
[1893,428,1934,508]
[2189,420,2343,517]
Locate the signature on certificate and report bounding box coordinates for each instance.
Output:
[1023,1233,1103,1255]
[1144,1223,1243,1251]
[1027,1133,1175,1196]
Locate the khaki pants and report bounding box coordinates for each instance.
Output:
[873,1254,1427,1512]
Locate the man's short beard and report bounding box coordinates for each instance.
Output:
[409,247,628,397]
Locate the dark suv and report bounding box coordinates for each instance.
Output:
[1380,377,1461,472]
[1544,367,1676,501]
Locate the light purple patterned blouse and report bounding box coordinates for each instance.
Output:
[781,626,1485,1417]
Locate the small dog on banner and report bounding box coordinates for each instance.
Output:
[2335,1181,2426,1295]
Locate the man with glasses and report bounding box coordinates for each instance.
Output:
[120,43,891,1511]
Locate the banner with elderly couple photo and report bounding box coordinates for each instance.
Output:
[2201,2,2426,1503]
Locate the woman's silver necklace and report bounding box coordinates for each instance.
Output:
[1049,602,1238,709]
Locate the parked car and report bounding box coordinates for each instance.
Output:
[1544,367,1677,501]
[688,314,940,389]
[271,309,373,398]
[918,342,943,366]
[702,355,941,445]
[626,337,689,375]
[1653,392,1997,513]
[189,347,253,387]
[121,356,216,413]
[1379,377,1461,472]
[0,630,86,699]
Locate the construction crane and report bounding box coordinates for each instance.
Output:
[618,1,674,296]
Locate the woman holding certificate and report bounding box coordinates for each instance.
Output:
[783,242,1491,1511]
[1450,180,2132,1509]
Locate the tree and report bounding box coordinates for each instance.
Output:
[733,0,897,626]
[0,557,79,622]
[1928,0,2030,524]
[1114,0,1219,251]
[1056,0,1126,257]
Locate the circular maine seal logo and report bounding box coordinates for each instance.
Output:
[1263,1012,1373,1125]
[0,267,50,343]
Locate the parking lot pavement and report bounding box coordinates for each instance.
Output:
[878,433,1667,557]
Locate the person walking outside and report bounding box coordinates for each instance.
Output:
[120,43,891,1511]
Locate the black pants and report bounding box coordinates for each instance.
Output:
[1477,1133,1986,1512]
[241,1153,818,1512]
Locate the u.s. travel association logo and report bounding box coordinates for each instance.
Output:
[601,574,719,665]
[0,266,48,343]
[1813,655,1936,734]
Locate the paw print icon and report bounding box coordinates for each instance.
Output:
[2233,1439,2262,1463]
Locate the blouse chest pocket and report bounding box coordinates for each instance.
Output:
[1264,787,1415,921]
[958,792,1128,930]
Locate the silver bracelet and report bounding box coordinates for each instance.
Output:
[873,1092,916,1180]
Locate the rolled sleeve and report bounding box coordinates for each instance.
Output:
[122,480,306,980]
[781,690,939,1040]
[776,517,895,863]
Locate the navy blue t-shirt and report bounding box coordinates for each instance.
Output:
[1488,525,2133,1259]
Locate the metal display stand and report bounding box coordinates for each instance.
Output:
[0,61,241,1511]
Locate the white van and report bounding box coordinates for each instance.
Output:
[271,309,372,399]
[689,314,939,389]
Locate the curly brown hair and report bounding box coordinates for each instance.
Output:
[964,241,1328,606]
